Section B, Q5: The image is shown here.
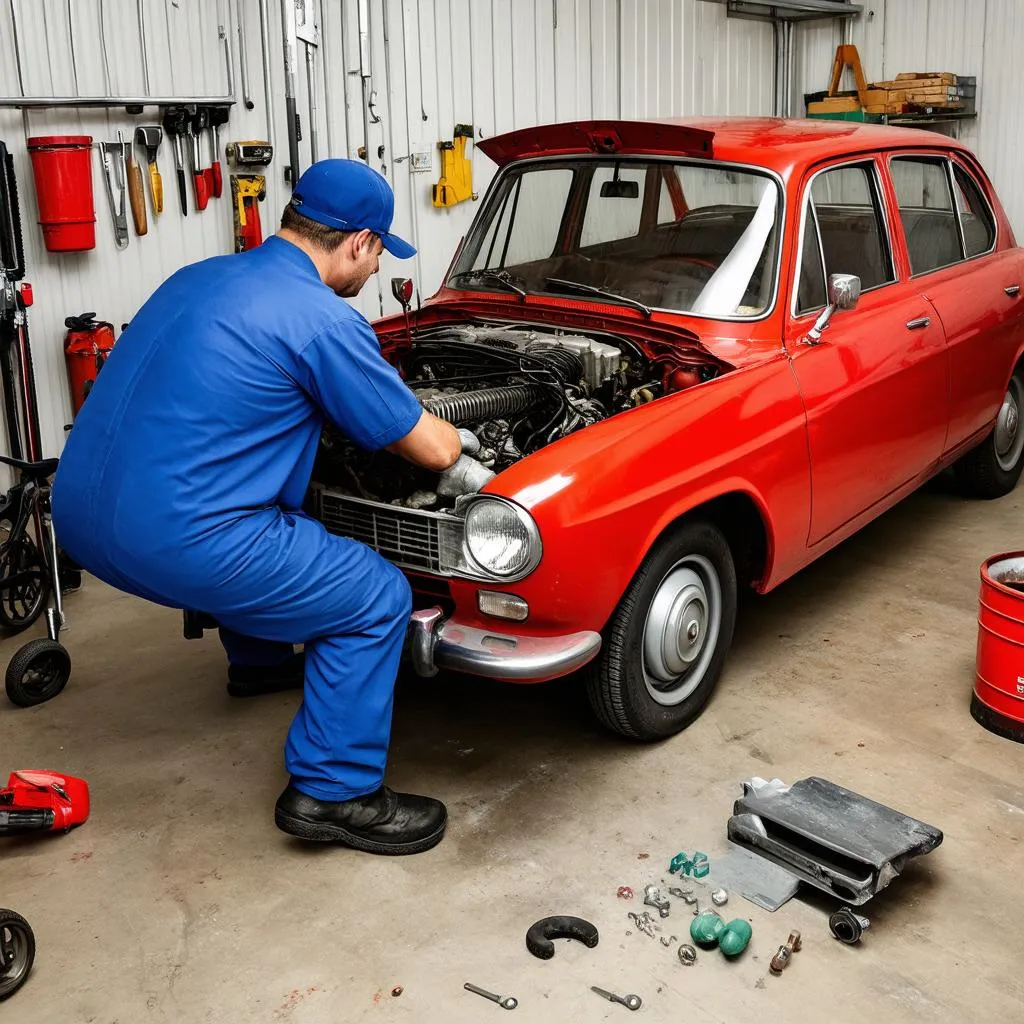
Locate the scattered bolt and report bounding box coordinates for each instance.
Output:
[770,930,802,975]
[711,888,729,906]
[660,934,677,947]
[465,982,518,1010]
[677,943,698,966]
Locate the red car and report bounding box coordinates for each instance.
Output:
[311,117,1024,741]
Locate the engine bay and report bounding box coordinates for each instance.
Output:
[312,323,723,510]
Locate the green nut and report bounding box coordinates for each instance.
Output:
[669,852,688,874]
[689,911,725,948]
[718,919,753,958]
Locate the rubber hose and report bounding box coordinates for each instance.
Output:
[525,916,600,960]
[418,384,550,425]
[524,343,585,382]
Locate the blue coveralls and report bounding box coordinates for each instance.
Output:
[52,236,423,801]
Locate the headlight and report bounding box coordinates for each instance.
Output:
[463,499,541,579]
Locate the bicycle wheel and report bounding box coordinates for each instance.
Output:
[0,532,47,632]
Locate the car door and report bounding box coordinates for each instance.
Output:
[888,152,1024,453]
[785,156,950,546]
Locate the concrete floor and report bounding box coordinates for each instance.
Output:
[2,472,1023,1023]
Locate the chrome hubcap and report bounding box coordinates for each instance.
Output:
[995,377,1024,472]
[642,555,721,706]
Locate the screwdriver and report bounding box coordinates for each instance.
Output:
[188,108,210,212]
[161,107,190,216]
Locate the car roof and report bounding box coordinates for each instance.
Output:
[479,116,968,177]
[678,116,967,171]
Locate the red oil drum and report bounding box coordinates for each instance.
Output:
[973,551,1024,743]
[26,135,96,252]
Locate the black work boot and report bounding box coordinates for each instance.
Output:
[226,652,305,698]
[274,784,448,855]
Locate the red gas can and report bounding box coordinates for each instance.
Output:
[63,313,115,415]
[973,551,1024,743]
[26,136,96,252]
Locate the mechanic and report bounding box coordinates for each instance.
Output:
[52,159,463,856]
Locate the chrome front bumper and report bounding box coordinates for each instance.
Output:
[408,607,602,681]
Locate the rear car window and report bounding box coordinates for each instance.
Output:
[952,164,996,257]
[891,157,962,275]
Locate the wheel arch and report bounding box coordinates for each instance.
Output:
[642,488,775,594]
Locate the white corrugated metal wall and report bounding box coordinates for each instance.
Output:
[794,1,1022,227]
[1,0,774,460]
[0,0,1016,460]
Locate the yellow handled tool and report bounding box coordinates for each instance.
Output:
[134,125,164,216]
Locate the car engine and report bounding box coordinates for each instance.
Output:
[313,324,718,511]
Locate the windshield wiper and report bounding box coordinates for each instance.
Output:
[449,268,527,299]
[544,277,652,318]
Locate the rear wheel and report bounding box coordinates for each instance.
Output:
[586,520,737,740]
[954,369,1024,498]
[0,909,35,1001]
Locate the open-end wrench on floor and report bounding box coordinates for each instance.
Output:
[591,986,642,1011]
[464,982,517,1010]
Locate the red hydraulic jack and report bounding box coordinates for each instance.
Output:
[0,770,90,836]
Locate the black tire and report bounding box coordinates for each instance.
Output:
[0,535,47,632]
[5,639,71,708]
[0,909,35,1001]
[954,368,1024,498]
[586,520,737,740]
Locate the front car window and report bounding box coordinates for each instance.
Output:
[454,159,782,319]
[795,161,895,314]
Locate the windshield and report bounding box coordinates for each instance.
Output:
[449,158,781,319]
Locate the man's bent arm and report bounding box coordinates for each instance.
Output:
[387,410,461,472]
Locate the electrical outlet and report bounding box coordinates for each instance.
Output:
[411,151,432,172]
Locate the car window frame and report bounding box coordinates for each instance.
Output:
[887,153,966,278]
[450,153,787,324]
[885,151,999,278]
[949,154,999,261]
[790,155,898,320]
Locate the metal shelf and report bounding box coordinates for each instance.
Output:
[701,0,864,22]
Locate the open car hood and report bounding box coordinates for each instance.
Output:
[477,120,715,167]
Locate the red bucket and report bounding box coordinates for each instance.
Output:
[973,551,1024,742]
[26,135,96,252]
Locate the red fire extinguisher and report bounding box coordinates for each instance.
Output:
[64,312,115,415]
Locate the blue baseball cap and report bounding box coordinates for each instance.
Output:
[288,159,416,259]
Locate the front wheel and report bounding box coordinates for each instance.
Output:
[586,520,737,740]
[954,368,1024,498]
[0,909,35,1001]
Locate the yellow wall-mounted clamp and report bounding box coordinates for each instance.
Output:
[432,124,475,208]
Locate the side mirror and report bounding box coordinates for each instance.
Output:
[391,277,413,312]
[805,273,861,344]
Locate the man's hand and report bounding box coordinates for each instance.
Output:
[387,410,461,471]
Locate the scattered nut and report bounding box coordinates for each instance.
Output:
[617,886,634,900]
[391,985,404,997]
[711,888,729,906]
[677,943,697,966]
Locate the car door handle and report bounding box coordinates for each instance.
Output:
[905,316,931,330]
[1005,285,1021,297]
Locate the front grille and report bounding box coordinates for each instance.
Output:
[317,491,462,576]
